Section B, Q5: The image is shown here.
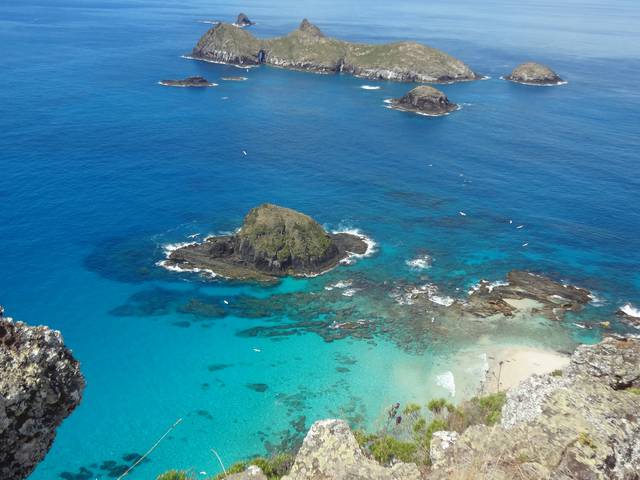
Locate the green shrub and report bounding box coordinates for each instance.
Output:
[157,471,194,480]
[427,398,452,415]
[369,435,417,465]
[403,403,421,415]
[551,369,563,377]
[578,432,596,449]
[625,387,640,395]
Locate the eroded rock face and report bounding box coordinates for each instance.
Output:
[282,419,422,480]
[505,62,564,85]
[0,317,85,480]
[389,86,458,116]
[226,465,267,480]
[191,19,479,83]
[430,336,640,480]
[162,204,368,281]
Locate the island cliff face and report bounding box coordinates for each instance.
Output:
[389,86,458,116]
[0,316,85,480]
[163,204,368,281]
[191,19,479,83]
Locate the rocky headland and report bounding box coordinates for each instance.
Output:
[388,86,458,116]
[161,204,369,281]
[158,76,216,87]
[0,314,85,480]
[190,19,479,83]
[187,336,640,480]
[505,62,565,85]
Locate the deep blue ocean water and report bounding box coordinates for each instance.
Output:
[1,0,639,478]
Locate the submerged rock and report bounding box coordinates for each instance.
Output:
[430,336,640,480]
[282,419,422,480]
[389,85,458,116]
[505,62,564,85]
[617,303,640,329]
[162,204,368,281]
[462,270,591,320]
[0,316,85,480]
[235,13,255,27]
[158,76,215,87]
[191,19,479,83]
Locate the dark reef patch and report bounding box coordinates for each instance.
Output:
[177,297,226,318]
[247,383,269,393]
[109,287,182,317]
[207,363,232,372]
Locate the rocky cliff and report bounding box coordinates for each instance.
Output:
[389,86,458,116]
[505,62,565,85]
[191,19,479,83]
[0,315,85,480]
[162,204,368,281]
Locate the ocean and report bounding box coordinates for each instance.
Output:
[1,0,639,478]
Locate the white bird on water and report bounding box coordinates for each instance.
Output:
[253,348,261,352]
[459,211,467,216]
[517,224,525,229]
[223,300,229,305]
[242,150,247,156]
[522,242,529,247]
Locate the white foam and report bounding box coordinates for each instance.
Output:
[468,280,508,295]
[620,303,640,318]
[393,282,454,307]
[436,371,456,397]
[325,280,353,291]
[500,76,568,87]
[181,55,259,69]
[360,85,381,90]
[406,254,432,270]
[197,20,219,25]
[342,288,359,297]
[157,241,223,278]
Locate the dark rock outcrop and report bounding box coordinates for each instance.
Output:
[462,270,591,320]
[617,304,640,329]
[505,62,565,85]
[161,204,369,281]
[235,13,255,27]
[191,19,479,83]
[158,76,214,87]
[389,86,458,116]
[0,316,85,480]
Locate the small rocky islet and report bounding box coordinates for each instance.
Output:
[388,86,458,116]
[234,13,255,28]
[191,19,479,83]
[158,76,216,87]
[504,62,565,85]
[161,204,369,281]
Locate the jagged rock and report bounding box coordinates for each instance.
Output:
[158,76,215,87]
[162,204,368,281]
[617,304,640,329]
[235,13,255,27]
[505,62,564,85]
[191,19,479,83]
[430,337,640,480]
[0,317,85,480]
[226,465,267,479]
[461,270,592,320]
[389,86,457,116]
[282,419,422,479]
[429,431,459,467]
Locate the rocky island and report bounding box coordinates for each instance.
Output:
[388,86,458,116]
[234,13,255,27]
[504,62,565,85]
[1,314,85,480]
[161,204,369,281]
[190,19,479,83]
[158,76,216,87]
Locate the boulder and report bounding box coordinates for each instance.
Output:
[282,419,422,479]
[235,13,255,27]
[0,316,85,479]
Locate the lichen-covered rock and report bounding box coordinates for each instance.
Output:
[191,19,479,83]
[505,62,564,85]
[226,465,267,480]
[430,337,640,480]
[429,431,459,467]
[0,317,85,480]
[282,419,422,479]
[162,204,369,281]
[389,86,458,116]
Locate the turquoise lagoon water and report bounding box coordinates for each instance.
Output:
[1,0,639,478]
